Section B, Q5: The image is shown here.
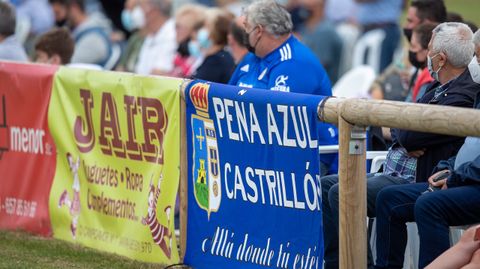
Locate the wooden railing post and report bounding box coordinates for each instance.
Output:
[338,115,367,269]
[179,80,190,261]
[318,97,480,269]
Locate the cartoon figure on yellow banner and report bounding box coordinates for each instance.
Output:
[142,173,173,259]
[58,152,81,239]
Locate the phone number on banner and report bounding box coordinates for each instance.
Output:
[0,196,37,218]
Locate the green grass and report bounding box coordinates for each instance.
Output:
[444,0,480,26]
[401,0,480,28]
[0,230,166,269]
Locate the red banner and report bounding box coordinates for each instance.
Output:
[0,62,58,236]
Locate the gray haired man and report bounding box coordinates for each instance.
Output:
[374,22,480,269]
[231,0,332,97]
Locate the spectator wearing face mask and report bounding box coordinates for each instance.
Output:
[116,0,146,72]
[49,0,68,27]
[369,0,446,102]
[407,22,438,102]
[296,0,342,84]
[374,23,480,269]
[320,23,438,269]
[227,15,249,66]
[421,34,480,268]
[48,0,113,68]
[169,3,206,78]
[231,0,331,96]
[227,15,260,86]
[189,8,235,84]
[134,0,176,76]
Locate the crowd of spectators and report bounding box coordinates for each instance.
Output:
[2,0,480,268]
[0,0,477,87]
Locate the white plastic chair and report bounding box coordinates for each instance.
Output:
[318,145,387,173]
[367,152,388,173]
[335,23,361,77]
[104,43,122,71]
[372,223,419,269]
[352,29,386,75]
[332,65,376,98]
[15,16,31,45]
[449,225,469,245]
[318,145,340,154]
[67,63,103,70]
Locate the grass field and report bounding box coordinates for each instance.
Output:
[0,230,166,269]
[444,0,480,26]
[400,0,480,27]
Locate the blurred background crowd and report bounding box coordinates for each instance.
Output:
[0,0,477,87]
[2,0,480,162]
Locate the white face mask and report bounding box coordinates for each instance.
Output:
[468,56,480,84]
[131,6,146,28]
[121,6,145,31]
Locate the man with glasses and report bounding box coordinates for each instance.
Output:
[374,24,480,269]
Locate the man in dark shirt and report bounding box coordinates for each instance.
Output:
[374,23,480,269]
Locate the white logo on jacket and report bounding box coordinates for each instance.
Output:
[271,75,290,92]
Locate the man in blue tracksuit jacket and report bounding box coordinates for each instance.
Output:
[228,0,332,97]
[229,0,337,174]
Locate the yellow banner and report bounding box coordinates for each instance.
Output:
[48,67,181,264]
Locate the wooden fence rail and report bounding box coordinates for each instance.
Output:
[318,97,480,269]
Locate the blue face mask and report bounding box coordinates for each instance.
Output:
[468,56,480,84]
[121,10,133,31]
[427,53,442,81]
[121,6,145,32]
[197,28,212,50]
[188,41,202,58]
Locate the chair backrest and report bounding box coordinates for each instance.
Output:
[318,145,388,174]
[66,63,103,70]
[74,26,113,68]
[335,23,361,77]
[15,16,31,45]
[333,65,376,98]
[369,154,387,173]
[352,29,386,75]
[104,43,122,70]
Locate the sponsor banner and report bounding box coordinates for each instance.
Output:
[48,67,180,264]
[0,62,58,236]
[185,81,328,269]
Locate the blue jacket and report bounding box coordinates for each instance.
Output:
[228,35,332,96]
[395,68,480,182]
[433,91,480,187]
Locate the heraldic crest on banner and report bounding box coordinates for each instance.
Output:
[190,82,221,219]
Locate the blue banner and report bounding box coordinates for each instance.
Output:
[185,81,337,269]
